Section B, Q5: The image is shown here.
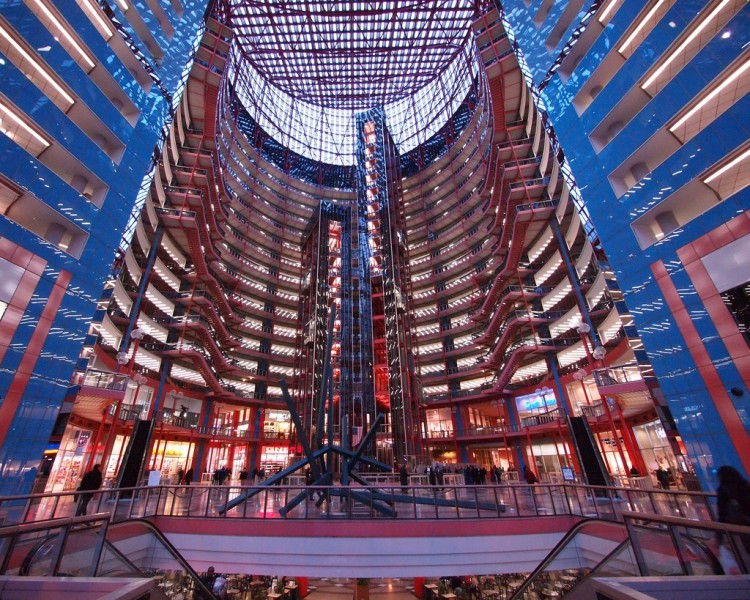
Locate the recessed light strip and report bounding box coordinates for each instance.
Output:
[641,0,731,90]
[0,99,51,148]
[0,23,75,107]
[703,146,750,184]
[670,57,750,133]
[31,0,96,70]
[598,0,621,25]
[78,0,114,40]
[618,0,666,55]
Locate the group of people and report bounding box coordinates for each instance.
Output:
[426,463,446,486]
[212,466,232,485]
[175,466,194,485]
[490,464,513,483]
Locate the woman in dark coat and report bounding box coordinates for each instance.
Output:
[717,465,750,553]
[523,466,538,484]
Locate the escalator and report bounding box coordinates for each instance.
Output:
[508,516,724,599]
[1,514,217,599]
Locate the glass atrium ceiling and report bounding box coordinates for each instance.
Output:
[229,1,480,166]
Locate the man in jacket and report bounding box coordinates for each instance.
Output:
[75,464,103,516]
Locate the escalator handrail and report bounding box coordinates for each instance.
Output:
[108,518,218,600]
[620,510,750,536]
[678,532,723,575]
[544,535,634,595]
[0,512,109,536]
[508,517,626,600]
[510,512,743,599]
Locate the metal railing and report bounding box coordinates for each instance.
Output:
[0,514,217,597]
[508,511,750,599]
[0,482,716,525]
[81,369,129,392]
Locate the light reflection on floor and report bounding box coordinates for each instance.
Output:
[305,578,417,599]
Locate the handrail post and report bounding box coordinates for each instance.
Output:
[88,519,109,577]
[49,525,69,576]
[624,516,647,576]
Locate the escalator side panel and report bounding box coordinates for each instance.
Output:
[569,416,609,487]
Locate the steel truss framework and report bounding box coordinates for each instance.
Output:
[224,0,483,164]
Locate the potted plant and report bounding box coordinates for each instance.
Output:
[354,578,370,600]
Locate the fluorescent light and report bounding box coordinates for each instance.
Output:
[598,0,620,24]
[79,0,114,40]
[32,0,96,70]
[0,99,51,148]
[618,0,666,55]
[642,0,731,90]
[0,24,75,106]
[704,146,750,184]
[670,58,750,132]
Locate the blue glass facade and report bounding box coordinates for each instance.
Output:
[498,0,750,487]
[0,0,207,495]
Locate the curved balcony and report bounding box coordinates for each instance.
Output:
[421,386,496,407]
[471,285,550,338]
[472,198,559,321]
[164,290,243,331]
[141,340,225,395]
[488,336,577,392]
[477,310,565,370]
[154,208,240,326]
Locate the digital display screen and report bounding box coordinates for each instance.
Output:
[515,392,557,412]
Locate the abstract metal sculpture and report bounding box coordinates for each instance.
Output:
[218,303,506,517]
[219,304,397,517]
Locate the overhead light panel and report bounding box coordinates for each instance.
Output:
[0,22,75,107]
[641,0,731,90]
[31,0,96,70]
[618,0,667,55]
[704,145,750,184]
[598,0,621,24]
[78,0,114,40]
[670,57,750,133]
[0,98,51,149]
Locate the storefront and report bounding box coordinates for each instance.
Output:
[103,435,127,484]
[528,439,574,482]
[633,419,681,486]
[263,409,292,439]
[261,445,291,474]
[148,440,193,483]
[47,427,93,492]
[425,407,454,438]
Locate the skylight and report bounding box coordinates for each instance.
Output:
[229,1,480,165]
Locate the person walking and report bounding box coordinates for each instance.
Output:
[655,466,670,490]
[305,466,314,499]
[717,466,750,528]
[399,462,409,493]
[75,464,103,516]
[523,465,539,484]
